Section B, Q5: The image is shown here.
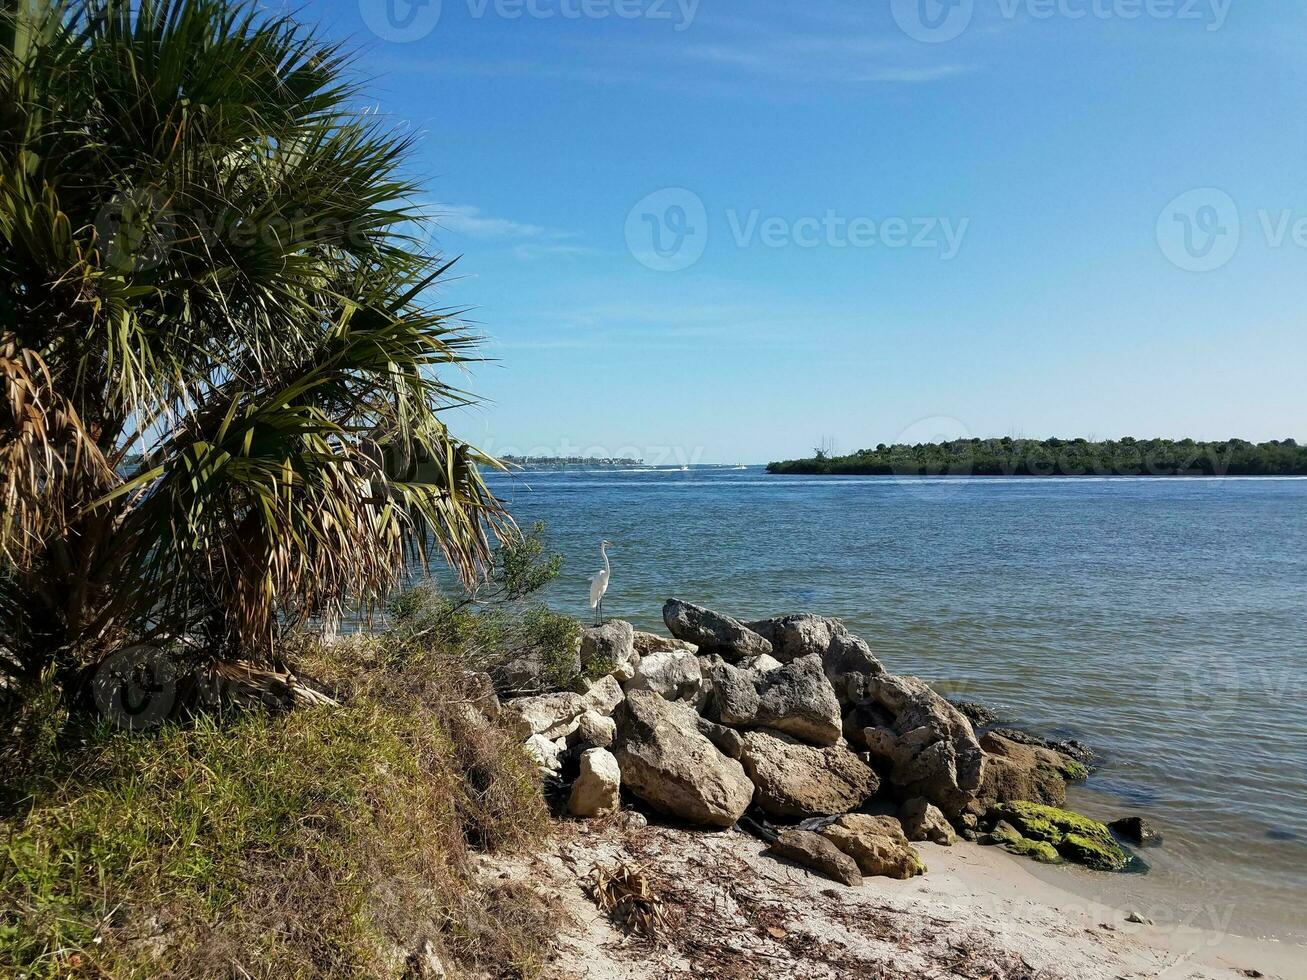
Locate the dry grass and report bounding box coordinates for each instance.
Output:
[0,640,560,979]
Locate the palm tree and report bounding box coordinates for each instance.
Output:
[0,0,509,684]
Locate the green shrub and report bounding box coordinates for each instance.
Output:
[0,659,554,978]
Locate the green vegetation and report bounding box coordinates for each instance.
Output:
[1,0,506,685]
[988,802,1132,872]
[768,437,1307,477]
[0,640,557,978]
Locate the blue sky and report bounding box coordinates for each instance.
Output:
[304,0,1305,464]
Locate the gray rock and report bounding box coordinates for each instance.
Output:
[1109,816,1163,847]
[747,613,885,708]
[569,748,622,817]
[663,599,772,661]
[498,643,582,694]
[739,730,880,818]
[899,797,957,845]
[949,699,999,727]
[739,653,783,673]
[632,630,696,656]
[581,620,636,678]
[625,648,702,702]
[574,710,617,748]
[707,654,843,747]
[861,674,984,818]
[612,690,754,828]
[504,692,586,740]
[695,717,746,760]
[582,673,625,716]
[767,828,862,887]
[524,733,563,774]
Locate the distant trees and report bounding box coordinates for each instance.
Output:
[767,438,1307,477]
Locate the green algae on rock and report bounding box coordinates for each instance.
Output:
[987,802,1132,872]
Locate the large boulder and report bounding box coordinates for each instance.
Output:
[767,829,862,887]
[861,674,984,818]
[739,730,880,818]
[974,732,1077,808]
[663,599,771,661]
[747,614,885,708]
[524,733,564,775]
[821,814,926,880]
[625,648,702,702]
[707,654,842,746]
[568,748,622,817]
[612,690,754,828]
[581,621,636,679]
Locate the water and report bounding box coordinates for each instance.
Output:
[478,466,1307,941]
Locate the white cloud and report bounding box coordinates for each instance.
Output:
[439,205,574,241]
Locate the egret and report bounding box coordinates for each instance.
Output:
[589,540,613,623]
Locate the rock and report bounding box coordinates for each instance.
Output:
[632,630,695,656]
[747,613,885,708]
[949,699,999,727]
[504,692,586,740]
[461,671,501,721]
[739,653,783,673]
[404,939,448,978]
[582,674,625,715]
[989,727,1094,765]
[498,643,581,694]
[569,748,622,817]
[1109,816,1163,847]
[581,620,636,678]
[1005,837,1062,863]
[625,649,702,702]
[767,828,862,887]
[987,801,1132,872]
[611,690,754,828]
[974,732,1072,808]
[695,717,745,760]
[663,599,772,661]
[821,814,926,880]
[574,710,617,749]
[524,733,563,774]
[899,797,957,845]
[739,730,880,818]
[861,674,984,818]
[707,654,843,746]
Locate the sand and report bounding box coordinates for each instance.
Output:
[481,819,1303,980]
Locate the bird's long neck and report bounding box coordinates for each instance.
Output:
[601,543,610,574]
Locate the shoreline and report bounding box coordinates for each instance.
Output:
[515,820,1300,979]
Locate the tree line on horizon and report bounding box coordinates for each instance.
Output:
[767,437,1307,477]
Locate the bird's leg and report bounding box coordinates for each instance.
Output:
[598,597,604,624]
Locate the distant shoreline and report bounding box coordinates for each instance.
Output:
[769,436,1307,478]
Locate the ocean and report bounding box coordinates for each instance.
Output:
[473,465,1307,941]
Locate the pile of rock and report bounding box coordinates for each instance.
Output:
[500,599,1130,886]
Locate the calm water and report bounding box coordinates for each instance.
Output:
[479,467,1307,940]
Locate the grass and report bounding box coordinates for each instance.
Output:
[0,639,557,978]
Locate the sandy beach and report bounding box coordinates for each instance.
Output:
[494,820,1302,980]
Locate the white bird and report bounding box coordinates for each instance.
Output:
[589,539,613,623]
